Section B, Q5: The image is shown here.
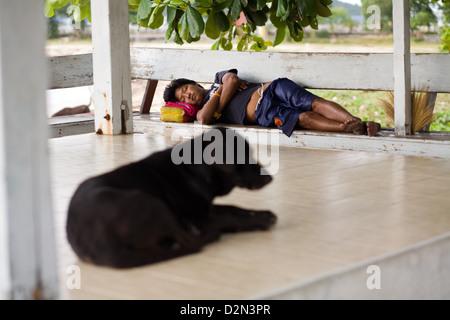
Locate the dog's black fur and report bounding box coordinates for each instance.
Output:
[67,127,276,268]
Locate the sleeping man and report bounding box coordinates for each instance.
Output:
[163,68,381,137]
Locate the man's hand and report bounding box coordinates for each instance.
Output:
[238,80,248,91]
[197,72,246,125]
[223,73,248,92]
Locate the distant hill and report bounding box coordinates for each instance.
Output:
[331,0,362,16]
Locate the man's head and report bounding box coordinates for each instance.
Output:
[164,78,205,107]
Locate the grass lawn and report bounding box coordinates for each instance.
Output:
[309,89,450,132]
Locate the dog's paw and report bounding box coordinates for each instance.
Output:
[251,210,277,230]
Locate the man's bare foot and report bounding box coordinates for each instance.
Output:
[365,121,381,137]
[341,118,365,135]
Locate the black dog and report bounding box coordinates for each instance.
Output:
[67,127,276,268]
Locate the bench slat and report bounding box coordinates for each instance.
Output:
[47,54,93,89]
[130,48,450,93]
[47,49,450,93]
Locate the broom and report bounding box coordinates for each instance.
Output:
[379,90,435,133]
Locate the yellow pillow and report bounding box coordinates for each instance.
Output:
[160,106,194,123]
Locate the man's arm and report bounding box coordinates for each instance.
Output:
[197,72,247,125]
[217,72,247,113]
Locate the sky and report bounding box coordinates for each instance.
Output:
[338,0,361,5]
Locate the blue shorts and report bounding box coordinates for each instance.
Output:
[255,78,318,137]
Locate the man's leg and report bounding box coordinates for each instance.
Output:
[268,80,364,134]
[365,121,382,137]
[310,98,365,133]
[311,98,382,135]
[298,111,364,133]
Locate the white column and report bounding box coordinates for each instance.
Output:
[91,0,133,135]
[393,0,412,136]
[0,0,58,299]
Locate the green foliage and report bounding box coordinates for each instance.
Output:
[45,0,71,18]
[309,89,450,132]
[430,111,450,131]
[319,6,357,33]
[44,0,334,51]
[45,0,91,22]
[309,89,394,127]
[47,16,60,39]
[360,0,450,51]
[410,3,437,30]
[331,0,360,16]
[316,29,330,38]
[440,25,450,52]
[437,0,450,52]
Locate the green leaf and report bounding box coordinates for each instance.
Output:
[299,15,310,27]
[247,10,267,26]
[67,5,81,22]
[237,35,247,51]
[252,35,264,44]
[129,0,141,6]
[215,11,231,32]
[44,0,55,18]
[79,4,90,21]
[180,12,189,40]
[212,0,233,13]
[243,11,257,31]
[165,22,174,42]
[247,0,258,11]
[230,0,242,21]
[315,0,332,17]
[137,0,152,21]
[186,5,204,38]
[270,11,287,28]
[45,0,71,17]
[320,0,333,6]
[221,37,233,50]
[193,0,212,8]
[167,6,177,25]
[250,42,261,52]
[211,39,221,50]
[276,0,289,19]
[79,0,89,7]
[309,15,318,29]
[287,21,303,41]
[138,15,150,28]
[174,28,184,45]
[273,26,286,46]
[296,0,315,17]
[205,13,221,39]
[149,6,165,29]
[187,33,201,43]
[256,0,266,11]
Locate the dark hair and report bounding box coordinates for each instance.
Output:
[163,78,202,102]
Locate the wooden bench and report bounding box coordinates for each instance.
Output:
[47,48,450,157]
[49,48,450,106]
[128,48,450,114]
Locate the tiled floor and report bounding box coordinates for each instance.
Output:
[49,132,450,300]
